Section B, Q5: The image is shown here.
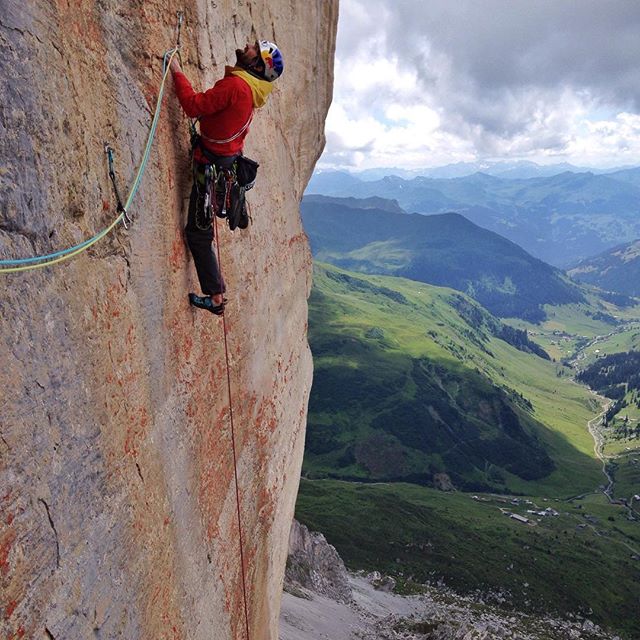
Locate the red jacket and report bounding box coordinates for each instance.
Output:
[173,67,254,161]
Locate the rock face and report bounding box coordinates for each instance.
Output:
[0,2,337,639]
[284,519,352,603]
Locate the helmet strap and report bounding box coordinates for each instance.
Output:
[241,60,266,80]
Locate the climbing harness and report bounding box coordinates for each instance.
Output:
[192,155,251,232]
[0,14,182,274]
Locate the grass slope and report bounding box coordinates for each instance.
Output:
[298,263,640,636]
[306,263,602,496]
[506,296,640,506]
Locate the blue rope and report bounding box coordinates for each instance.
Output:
[0,234,106,266]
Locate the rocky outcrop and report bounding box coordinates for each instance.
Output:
[284,519,352,603]
[281,529,621,640]
[281,573,623,640]
[433,472,455,492]
[0,2,337,639]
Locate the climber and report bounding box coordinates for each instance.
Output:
[170,40,284,315]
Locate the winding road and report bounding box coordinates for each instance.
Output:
[586,397,614,500]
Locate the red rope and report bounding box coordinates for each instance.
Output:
[213,214,252,640]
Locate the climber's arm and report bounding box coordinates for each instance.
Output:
[172,64,233,118]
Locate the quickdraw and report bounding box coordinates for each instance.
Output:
[176,10,184,48]
[221,170,235,217]
[195,163,217,231]
[104,143,132,228]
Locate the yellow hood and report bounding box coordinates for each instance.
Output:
[230,68,273,108]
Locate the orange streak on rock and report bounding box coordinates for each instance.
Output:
[0,529,17,575]
[5,600,17,619]
[169,235,185,272]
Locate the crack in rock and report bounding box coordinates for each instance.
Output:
[39,497,60,569]
[0,221,39,245]
[0,17,44,44]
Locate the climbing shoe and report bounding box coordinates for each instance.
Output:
[188,293,224,316]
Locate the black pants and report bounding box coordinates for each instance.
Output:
[184,157,235,296]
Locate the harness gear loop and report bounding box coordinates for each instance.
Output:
[221,169,235,217]
[193,163,220,231]
[202,164,215,230]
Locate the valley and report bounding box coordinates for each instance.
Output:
[294,188,640,637]
[296,263,640,637]
[296,480,640,638]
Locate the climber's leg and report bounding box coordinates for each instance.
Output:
[185,180,226,297]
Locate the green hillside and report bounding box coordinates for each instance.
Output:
[306,263,602,496]
[301,196,583,322]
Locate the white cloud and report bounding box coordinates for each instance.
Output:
[325,104,386,151]
[566,112,640,165]
[320,0,640,170]
[385,104,440,132]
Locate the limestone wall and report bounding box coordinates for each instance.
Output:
[0,2,337,638]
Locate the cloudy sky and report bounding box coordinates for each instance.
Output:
[319,0,640,171]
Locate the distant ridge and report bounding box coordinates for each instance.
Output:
[301,195,583,322]
[303,194,405,213]
[568,239,640,297]
[314,160,635,181]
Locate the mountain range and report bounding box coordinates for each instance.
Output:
[301,195,584,322]
[297,189,640,637]
[297,183,640,638]
[320,160,631,181]
[307,168,640,267]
